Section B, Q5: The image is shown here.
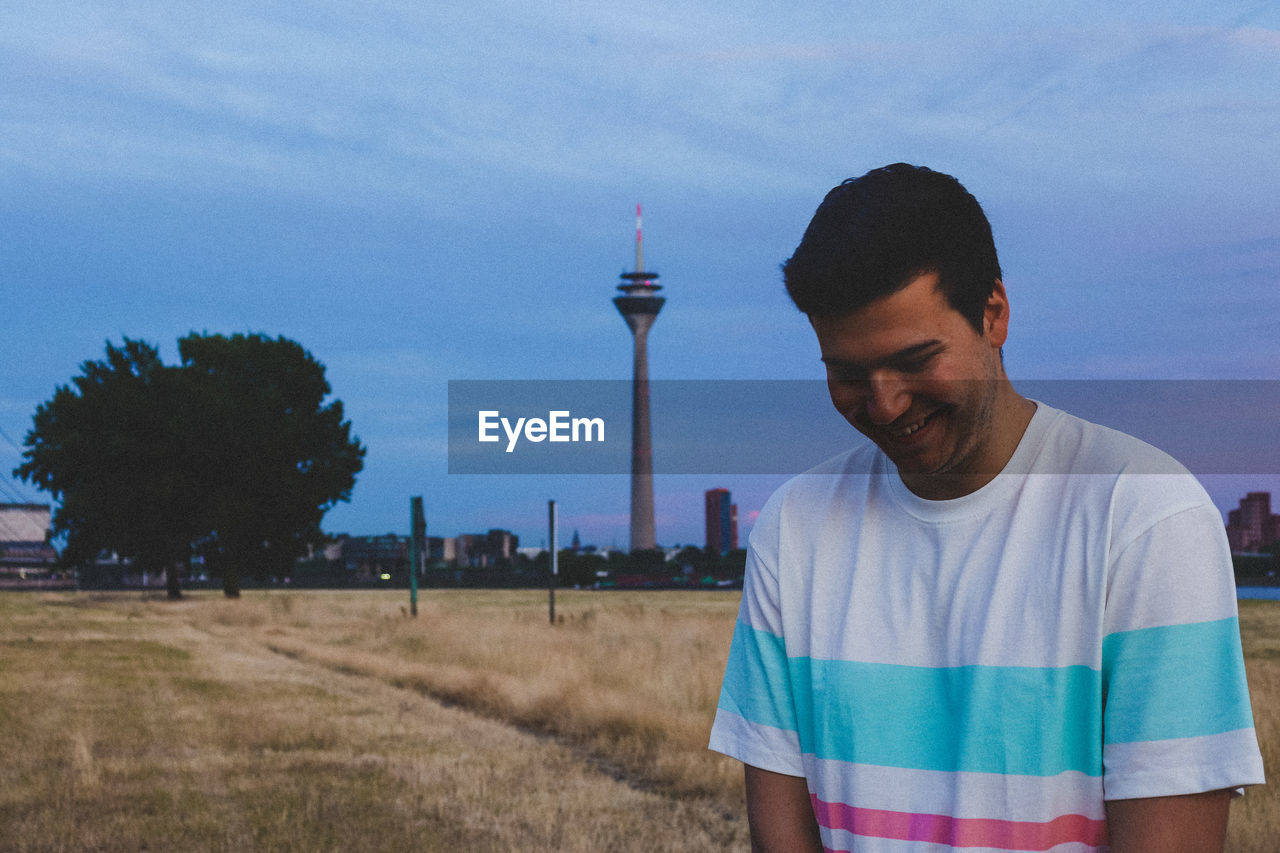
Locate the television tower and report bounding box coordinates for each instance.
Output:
[614,204,664,552]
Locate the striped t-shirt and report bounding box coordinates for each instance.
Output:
[709,403,1264,852]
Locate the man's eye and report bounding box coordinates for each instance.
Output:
[829,361,860,379]
[897,355,935,373]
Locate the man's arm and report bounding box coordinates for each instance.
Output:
[744,765,823,853]
[1105,789,1231,853]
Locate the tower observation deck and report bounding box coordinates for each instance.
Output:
[614,205,663,552]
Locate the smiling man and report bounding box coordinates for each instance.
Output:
[709,164,1264,852]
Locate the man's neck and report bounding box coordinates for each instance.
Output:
[900,385,1036,501]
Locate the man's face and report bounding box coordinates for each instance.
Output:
[809,271,1011,498]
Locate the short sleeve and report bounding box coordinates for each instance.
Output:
[708,490,806,777]
[1101,502,1265,800]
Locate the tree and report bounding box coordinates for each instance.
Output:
[15,340,202,598]
[15,334,365,598]
[178,333,365,597]
[555,549,606,587]
[673,545,709,570]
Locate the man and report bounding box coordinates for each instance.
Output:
[708,164,1264,852]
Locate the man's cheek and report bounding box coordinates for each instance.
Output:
[828,392,864,427]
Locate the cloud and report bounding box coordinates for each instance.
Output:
[1229,24,1280,51]
[3,0,1278,543]
[4,3,1276,222]
[326,348,443,383]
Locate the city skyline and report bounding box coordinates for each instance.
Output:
[2,2,1278,549]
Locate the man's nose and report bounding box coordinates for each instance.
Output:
[864,376,911,425]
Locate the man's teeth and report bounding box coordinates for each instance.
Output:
[889,414,931,437]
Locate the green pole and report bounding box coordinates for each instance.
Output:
[549,499,557,626]
[409,496,425,617]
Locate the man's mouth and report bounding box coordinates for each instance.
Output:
[881,409,941,439]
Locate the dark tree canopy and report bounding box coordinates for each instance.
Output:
[178,333,365,595]
[15,333,365,598]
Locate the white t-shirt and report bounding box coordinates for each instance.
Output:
[709,402,1264,852]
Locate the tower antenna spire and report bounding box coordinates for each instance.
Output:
[635,203,644,276]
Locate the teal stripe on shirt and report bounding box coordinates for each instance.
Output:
[719,622,1104,776]
[719,620,799,734]
[1102,616,1254,744]
[721,619,1256,776]
[793,655,1103,776]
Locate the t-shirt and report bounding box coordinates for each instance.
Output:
[709,402,1264,852]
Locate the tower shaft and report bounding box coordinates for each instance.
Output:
[627,314,656,551]
[614,206,663,552]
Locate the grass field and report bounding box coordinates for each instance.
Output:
[0,589,1276,851]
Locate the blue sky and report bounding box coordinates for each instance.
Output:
[2,2,1278,549]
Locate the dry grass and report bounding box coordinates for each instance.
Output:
[1,589,1276,851]
[0,590,748,852]
[1229,600,1280,851]
[250,590,743,804]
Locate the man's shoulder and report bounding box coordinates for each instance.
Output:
[1034,402,1214,519]
[750,443,882,537]
[1036,403,1192,476]
[777,441,881,498]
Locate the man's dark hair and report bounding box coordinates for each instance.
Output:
[782,163,1001,331]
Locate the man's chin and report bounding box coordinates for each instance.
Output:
[889,456,954,478]
[867,433,953,475]
[877,438,972,480]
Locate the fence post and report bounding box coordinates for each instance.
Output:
[548,499,558,625]
[409,496,425,617]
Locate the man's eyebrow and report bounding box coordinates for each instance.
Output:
[821,340,945,370]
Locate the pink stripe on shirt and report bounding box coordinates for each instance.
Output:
[811,794,1108,850]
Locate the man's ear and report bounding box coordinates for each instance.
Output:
[984,279,1010,347]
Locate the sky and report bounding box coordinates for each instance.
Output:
[2,1,1278,550]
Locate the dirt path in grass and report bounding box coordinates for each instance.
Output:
[192,614,748,850]
[0,593,748,852]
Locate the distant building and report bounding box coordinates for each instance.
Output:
[705,488,738,555]
[439,529,520,567]
[485,528,518,562]
[340,533,408,581]
[315,526,522,584]
[1227,492,1280,553]
[0,503,51,541]
[427,536,456,564]
[0,503,60,587]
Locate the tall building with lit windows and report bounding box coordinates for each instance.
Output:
[1226,492,1280,553]
[705,488,738,556]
